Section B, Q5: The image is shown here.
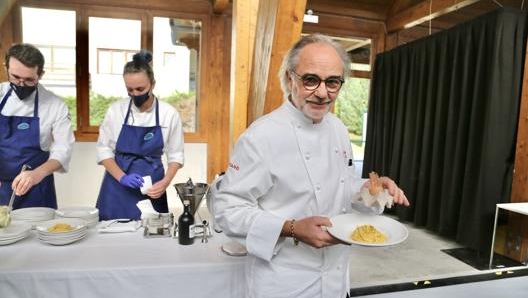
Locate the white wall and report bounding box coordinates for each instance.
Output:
[54,142,208,212]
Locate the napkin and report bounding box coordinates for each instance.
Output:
[136,199,158,218]
[140,176,152,195]
[355,188,394,208]
[97,220,141,233]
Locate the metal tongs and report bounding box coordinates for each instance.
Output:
[7,164,31,213]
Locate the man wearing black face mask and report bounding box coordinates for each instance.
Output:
[0,43,75,210]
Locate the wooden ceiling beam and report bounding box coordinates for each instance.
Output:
[386,0,481,33]
[212,0,229,14]
[387,0,416,17]
[306,0,386,21]
[0,0,16,27]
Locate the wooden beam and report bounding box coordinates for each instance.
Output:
[0,0,16,83]
[307,0,386,21]
[387,0,416,17]
[248,0,278,123]
[386,0,481,34]
[511,41,528,203]
[255,0,306,118]
[0,0,17,27]
[204,15,232,182]
[212,0,229,14]
[230,0,259,150]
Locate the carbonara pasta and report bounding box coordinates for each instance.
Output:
[350,224,387,244]
[47,223,74,233]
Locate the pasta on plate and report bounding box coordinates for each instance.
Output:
[47,223,74,233]
[350,224,387,244]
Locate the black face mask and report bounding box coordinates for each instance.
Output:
[10,82,36,100]
[129,91,150,107]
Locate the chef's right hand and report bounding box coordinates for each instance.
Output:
[119,173,144,189]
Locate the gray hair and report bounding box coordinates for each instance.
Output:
[278,34,351,99]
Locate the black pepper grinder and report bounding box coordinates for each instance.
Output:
[178,199,195,245]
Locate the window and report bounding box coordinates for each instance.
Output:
[153,17,201,133]
[335,78,370,161]
[88,16,141,127]
[97,49,136,75]
[18,4,203,140]
[21,7,77,128]
[327,36,372,162]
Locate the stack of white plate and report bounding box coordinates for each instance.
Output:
[0,222,32,245]
[55,206,99,228]
[36,218,87,245]
[11,207,56,228]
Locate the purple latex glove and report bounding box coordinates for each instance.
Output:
[119,173,144,189]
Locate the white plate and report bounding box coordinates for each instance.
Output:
[36,218,86,234]
[221,240,247,256]
[0,222,32,245]
[328,213,408,247]
[0,222,32,238]
[55,206,99,218]
[38,233,87,246]
[11,207,55,221]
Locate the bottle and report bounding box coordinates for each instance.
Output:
[178,200,195,245]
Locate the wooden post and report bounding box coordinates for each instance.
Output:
[504,40,528,263]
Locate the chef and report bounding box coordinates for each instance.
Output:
[212,34,410,298]
[0,43,74,209]
[95,50,184,220]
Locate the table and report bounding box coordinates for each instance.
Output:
[488,202,528,269]
[0,225,246,298]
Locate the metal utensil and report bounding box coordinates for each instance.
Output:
[7,164,31,212]
[102,218,131,228]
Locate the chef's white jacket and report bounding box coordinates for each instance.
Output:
[96,98,184,166]
[0,82,74,172]
[213,100,377,298]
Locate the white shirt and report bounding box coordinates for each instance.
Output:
[213,101,371,298]
[0,82,75,172]
[96,98,184,166]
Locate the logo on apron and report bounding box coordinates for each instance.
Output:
[17,122,30,130]
[143,132,154,141]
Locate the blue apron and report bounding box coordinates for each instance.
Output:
[96,99,168,220]
[0,87,56,209]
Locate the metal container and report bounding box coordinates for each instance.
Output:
[173,178,209,217]
[143,212,174,237]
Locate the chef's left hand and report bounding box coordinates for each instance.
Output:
[378,176,410,206]
[12,170,45,196]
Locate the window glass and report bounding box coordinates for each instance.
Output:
[21,7,77,128]
[88,17,141,126]
[153,17,200,133]
[335,77,370,161]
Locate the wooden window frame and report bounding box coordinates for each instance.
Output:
[14,1,209,142]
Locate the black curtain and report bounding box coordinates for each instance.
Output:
[363,7,528,252]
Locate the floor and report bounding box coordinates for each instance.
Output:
[356,275,528,298]
[347,215,528,296]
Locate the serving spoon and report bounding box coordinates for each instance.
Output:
[7,164,31,212]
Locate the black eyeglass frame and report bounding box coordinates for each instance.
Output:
[289,70,344,93]
[7,71,39,87]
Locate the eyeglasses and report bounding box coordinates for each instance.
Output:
[7,72,39,87]
[290,70,344,93]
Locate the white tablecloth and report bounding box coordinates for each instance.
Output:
[0,226,246,298]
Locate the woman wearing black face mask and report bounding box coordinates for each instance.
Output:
[95,50,184,220]
[0,43,75,210]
